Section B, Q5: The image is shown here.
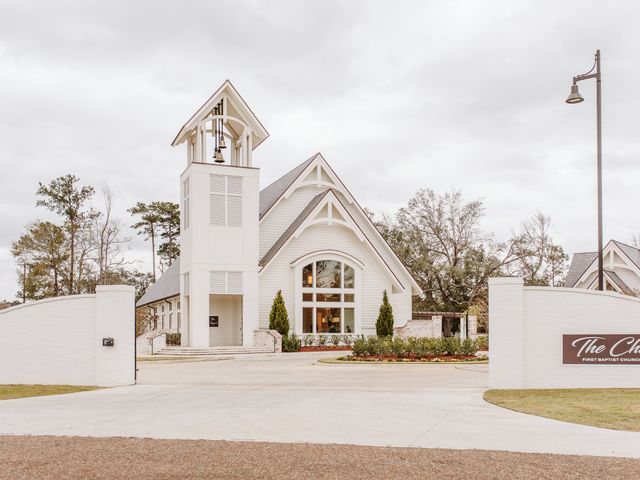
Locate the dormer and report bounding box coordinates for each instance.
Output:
[171,80,269,167]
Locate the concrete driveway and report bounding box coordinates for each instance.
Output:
[1,352,639,458]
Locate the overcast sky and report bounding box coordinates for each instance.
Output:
[1,0,639,300]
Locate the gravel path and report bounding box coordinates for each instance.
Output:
[0,435,637,480]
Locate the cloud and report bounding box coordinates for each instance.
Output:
[0,0,639,298]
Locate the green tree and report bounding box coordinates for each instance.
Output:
[269,290,290,335]
[129,201,180,280]
[129,202,162,281]
[376,290,394,337]
[383,189,514,312]
[36,175,96,294]
[11,221,68,299]
[155,201,180,271]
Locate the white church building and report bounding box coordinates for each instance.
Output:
[565,239,640,295]
[137,81,422,348]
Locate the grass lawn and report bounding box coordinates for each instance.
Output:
[0,384,100,401]
[484,388,640,432]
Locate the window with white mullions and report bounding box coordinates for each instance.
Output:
[301,260,356,334]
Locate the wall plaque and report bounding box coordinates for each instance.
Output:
[209,316,219,328]
[563,334,640,365]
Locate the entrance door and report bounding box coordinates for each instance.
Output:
[209,294,242,346]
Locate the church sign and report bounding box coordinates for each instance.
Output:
[563,334,640,365]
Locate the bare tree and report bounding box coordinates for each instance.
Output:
[508,212,568,286]
[93,187,131,284]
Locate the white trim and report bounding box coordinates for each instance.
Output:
[172,80,269,148]
[574,240,640,288]
[290,250,366,270]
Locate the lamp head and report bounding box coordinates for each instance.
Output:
[565,84,584,104]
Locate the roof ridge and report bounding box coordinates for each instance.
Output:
[612,239,640,251]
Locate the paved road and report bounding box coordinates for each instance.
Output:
[0,352,639,458]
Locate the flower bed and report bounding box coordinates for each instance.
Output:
[336,354,488,363]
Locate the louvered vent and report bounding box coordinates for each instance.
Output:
[209,174,243,227]
[227,176,243,195]
[210,194,225,226]
[227,271,243,294]
[210,271,226,294]
[210,271,243,294]
[227,195,242,228]
[210,174,225,193]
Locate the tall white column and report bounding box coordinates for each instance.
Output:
[189,269,210,348]
[488,277,525,389]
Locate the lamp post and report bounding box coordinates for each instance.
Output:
[566,49,603,291]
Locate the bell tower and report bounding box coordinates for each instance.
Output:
[172,80,269,347]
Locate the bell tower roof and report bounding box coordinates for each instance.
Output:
[172,80,269,167]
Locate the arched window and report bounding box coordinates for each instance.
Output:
[301,260,356,334]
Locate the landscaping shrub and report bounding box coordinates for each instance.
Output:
[391,337,407,358]
[461,338,477,356]
[476,335,489,350]
[341,335,354,347]
[330,335,341,346]
[302,335,315,347]
[269,290,290,336]
[375,290,394,337]
[442,337,462,355]
[166,333,181,346]
[282,334,301,352]
[349,336,478,358]
[317,334,328,346]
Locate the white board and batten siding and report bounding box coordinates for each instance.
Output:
[259,223,411,335]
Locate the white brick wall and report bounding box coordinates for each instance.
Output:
[489,277,640,389]
[0,285,135,387]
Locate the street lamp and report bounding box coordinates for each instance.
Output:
[566,49,603,291]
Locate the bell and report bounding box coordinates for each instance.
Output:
[565,84,584,104]
[219,134,227,149]
[213,148,224,163]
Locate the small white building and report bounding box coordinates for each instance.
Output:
[565,239,640,295]
[137,81,422,347]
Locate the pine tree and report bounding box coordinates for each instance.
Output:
[269,290,290,335]
[376,290,394,337]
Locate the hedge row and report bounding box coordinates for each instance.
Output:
[352,336,478,358]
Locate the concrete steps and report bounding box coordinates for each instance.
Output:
[156,346,274,356]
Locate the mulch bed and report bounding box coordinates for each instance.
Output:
[0,435,636,480]
[300,346,352,352]
[343,354,487,363]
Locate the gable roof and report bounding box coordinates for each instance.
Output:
[565,251,598,287]
[604,270,634,295]
[259,190,329,267]
[258,188,420,294]
[565,240,640,288]
[171,80,269,149]
[137,258,181,307]
[612,240,640,271]
[259,154,317,219]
